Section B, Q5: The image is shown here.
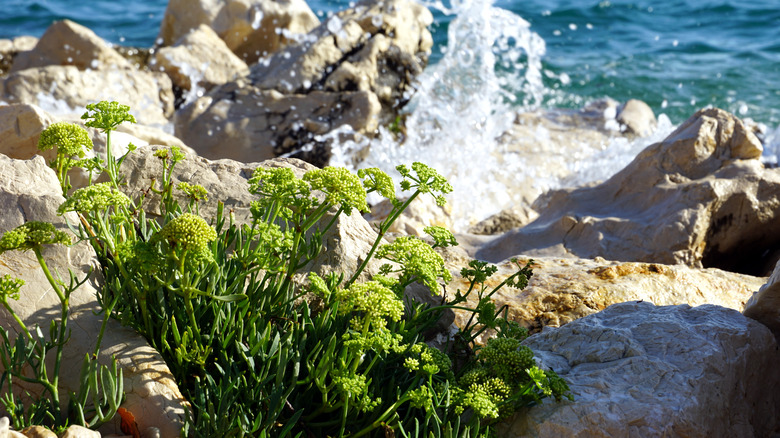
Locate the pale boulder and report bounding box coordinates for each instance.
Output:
[616,98,656,137]
[175,85,381,165]
[10,20,132,73]
[0,66,174,127]
[176,0,432,166]
[250,0,432,111]
[0,417,26,438]
[477,108,775,276]
[0,104,190,192]
[744,259,780,339]
[436,248,764,333]
[499,301,780,437]
[489,99,658,222]
[0,155,186,437]
[0,103,56,160]
[0,36,38,75]
[157,0,319,63]
[151,24,249,96]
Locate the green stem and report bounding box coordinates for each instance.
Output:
[0,299,32,341]
[347,191,421,287]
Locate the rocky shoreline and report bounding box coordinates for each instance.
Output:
[2,0,780,437]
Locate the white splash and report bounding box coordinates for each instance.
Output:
[330,0,548,230]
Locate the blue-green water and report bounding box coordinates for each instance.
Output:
[2,0,778,126]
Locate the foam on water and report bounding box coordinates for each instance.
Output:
[330,0,549,230]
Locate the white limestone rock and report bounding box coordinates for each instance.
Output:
[477,108,776,276]
[10,20,132,73]
[498,301,780,437]
[151,24,249,95]
[157,0,319,64]
[0,66,174,128]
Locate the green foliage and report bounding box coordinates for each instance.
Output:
[4,101,572,436]
[0,222,123,433]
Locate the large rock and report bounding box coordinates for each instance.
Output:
[175,0,432,166]
[0,155,186,437]
[0,104,56,160]
[435,248,764,333]
[476,108,779,276]
[0,103,190,192]
[175,85,381,165]
[249,0,432,112]
[0,36,38,76]
[157,0,319,64]
[498,301,780,437]
[744,259,780,339]
[0,66,175,127]
[10,20,132,73]
[151,24,249,98]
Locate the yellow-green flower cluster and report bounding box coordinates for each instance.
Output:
[303,167,368,214]
[116,240,164,275]
[357,167,396,200]
[424,225,458,248]
[81,101,136,132]
[0,274,24,301]
[57,182,131,214]
[153,146,184,163]
[177,182,208,202]
[331,371,382,412]
[335,280,404,326]
[479,337,535,382]
[0,222,71,253]
[458,378,512,419]
[396,162,453,206]
[342,328,404,355]
[408,386,433,410]
[308,272,330,298]
[406,343,453,379]
[37,122,93,158]
[376,236,451,293]
[249,167,315,220]
[153,213,217,253]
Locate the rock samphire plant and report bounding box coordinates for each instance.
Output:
[1,101,571,437]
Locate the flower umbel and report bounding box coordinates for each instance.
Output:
[303,167,368,214]
[357,167,396,201]
[396,162,453,206]
[424,226,458,248]
[153,213,217,253]
[0,222,71,253]
[57,182,131,214]
[0,275,24,301]
[376,236,451,293]
[37,122,93,158]
[177,182,209,203]
[81,101,136,132]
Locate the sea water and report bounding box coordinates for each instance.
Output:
[2,0,780,227]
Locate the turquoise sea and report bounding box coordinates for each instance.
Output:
[2,0,779,126]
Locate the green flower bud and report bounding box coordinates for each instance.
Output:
[37,122,93,158]
[357,167,396,200]
[0,275,25,301]
[57,182,131,214]
[0,222,71,253]
[81,101,136,132]
[303,166,368,214]
[153,213,217,253]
